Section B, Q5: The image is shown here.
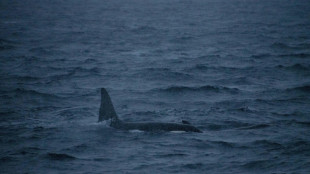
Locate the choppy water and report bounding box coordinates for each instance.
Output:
[1,0,310,173]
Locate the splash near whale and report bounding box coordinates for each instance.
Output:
[98,88,202,133]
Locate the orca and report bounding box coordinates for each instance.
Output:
[98,88,202,133]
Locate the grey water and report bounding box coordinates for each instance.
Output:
[1,0,310,173]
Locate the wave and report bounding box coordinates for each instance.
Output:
[193,64,251,71]
[297,43,310,49]
[130,25,157,34]
[131,111,158,116]
[65,143,88,153]
[68,67,100,75]
[286,85,310,92]
[13,147,43,156]
[182,163,203,169]
[170,35,195,43]
[204,124,224,131]
[188,64,255,76]
[276,63,310,71]
[156,85,240,93]
[231,107,257,113]
[279,53,310,58]
[47,153,77,161]
[194,63,309,74]
[13,88,62,98]
[2,64,100,83]
[0,156,15,162]
[0,44,15,50]
[251,53,271,59]
[210,140,236,148]
[242,160,272,169]
[271,42,310,51]
[5,74,41,81]
[282,140,310,155]
[251,53,310,59]
[155,153,187,158]
[250,140,284,149]
[29,46,65,56]
[0,88,63,101]
[271,42,293,49]
[284,119,310,127]
[271,111,305,117]
[239,124,270,130]
[44,66,100,80]
[0,111,16,117]
[137,68,193,80]
[92,158,110,162]
[254,96,308,106]
[0,38,15,50]
[204,121,250,131]
[196,54,221,59]
[83,58,98,64]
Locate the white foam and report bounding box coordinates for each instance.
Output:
[129,129,144,133]
[96,119,112,126]
[170,131,186,133]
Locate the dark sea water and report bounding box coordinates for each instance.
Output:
[1,0,310,173]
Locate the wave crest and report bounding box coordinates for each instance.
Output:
[156,85,240,93]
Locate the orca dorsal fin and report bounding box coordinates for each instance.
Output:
[182,120,191,125]
[99,88,119,122]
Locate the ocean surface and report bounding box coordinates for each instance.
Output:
[1,0,310,173]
